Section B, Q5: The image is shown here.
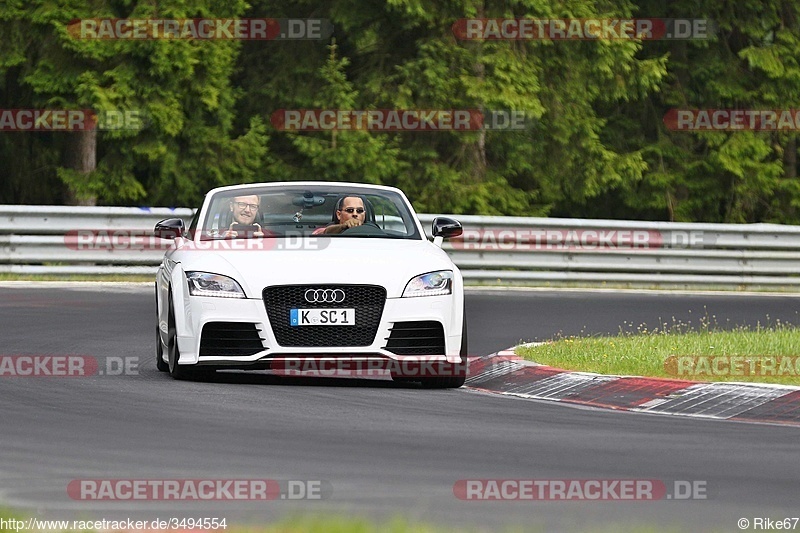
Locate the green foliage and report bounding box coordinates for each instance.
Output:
[1,0,269,205]
[1,0,799,220]
[617,0,800,222]
[282,42,405,186]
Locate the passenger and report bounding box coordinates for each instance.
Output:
[223,195,264,237]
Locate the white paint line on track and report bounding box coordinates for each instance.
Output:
[465,286,800,298]
[0,281,153,291]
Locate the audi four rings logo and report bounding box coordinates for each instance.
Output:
[304,288,346,303]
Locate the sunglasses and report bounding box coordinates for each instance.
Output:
[341,207,365,214]
[234,202,259,210]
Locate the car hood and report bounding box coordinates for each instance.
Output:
[171,237,457,298]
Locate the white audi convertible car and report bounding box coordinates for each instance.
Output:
[154,182,467,387]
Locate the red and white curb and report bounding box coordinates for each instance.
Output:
[466,348,800,426]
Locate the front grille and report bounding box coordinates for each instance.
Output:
[383,321,445,355]
[263,285,386,347]
[199,322,265,357]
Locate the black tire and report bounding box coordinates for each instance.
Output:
[155,284,169,372]
[419,373,466,389]
[414,315,468,389]
[460,312,468,358]
[390,371,417,385]
[167,290,201,381]
[156,324,169,372]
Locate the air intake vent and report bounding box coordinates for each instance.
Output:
[383,321,445,355]
[199,322,265,357]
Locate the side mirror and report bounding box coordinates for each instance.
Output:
[432,217,463,239]
[154,218,185,240]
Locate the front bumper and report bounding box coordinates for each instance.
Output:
[176,292,463,366]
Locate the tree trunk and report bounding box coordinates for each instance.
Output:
[785,135,797,180]
[62,128,97,206]
[471,2,487,177]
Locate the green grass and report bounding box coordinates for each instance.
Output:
[0,508,719,533]
[0,509,510,533]
[234,515,491,533]
[516,316,800,386]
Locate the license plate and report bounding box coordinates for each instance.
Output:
[290,308,355,326]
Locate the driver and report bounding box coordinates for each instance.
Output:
[223,195,264,237]
[313,196,366,235]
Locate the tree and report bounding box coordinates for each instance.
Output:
[0,0,269,206]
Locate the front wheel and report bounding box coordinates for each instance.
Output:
[166,291,207,380]
[155,324,168,372]
[419,372,466,389]
[421,315,468,389]
[155,285,168,372]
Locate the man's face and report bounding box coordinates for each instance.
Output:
[337,197,365,223]
[230,195,260,225]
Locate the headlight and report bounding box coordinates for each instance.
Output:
[186,271,245,298]
[402,270,453,298]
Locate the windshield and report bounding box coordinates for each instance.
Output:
[198,185,422,240]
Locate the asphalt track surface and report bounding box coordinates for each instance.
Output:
[1,284,800,531]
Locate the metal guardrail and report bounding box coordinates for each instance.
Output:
[2,205,800,287]
[0,206,193,276]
